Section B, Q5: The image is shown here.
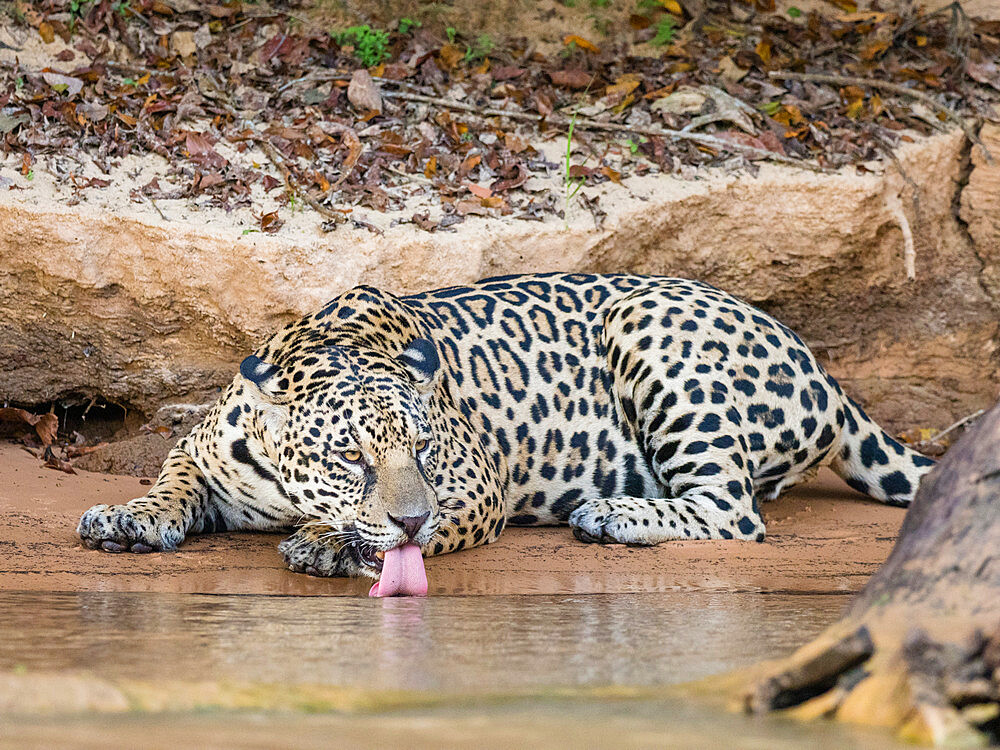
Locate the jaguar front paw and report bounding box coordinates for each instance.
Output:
[278,527,374,579]
[77,502,185,553]
[568,498,657,546]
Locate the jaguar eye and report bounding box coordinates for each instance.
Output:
[414,438,429,453]
[340,449,363,464]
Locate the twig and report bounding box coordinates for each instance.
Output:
[276,71,434,96]
[916,408,986,451]
[253,137,346,224]
[769,71,993,164]
[147,195,168,222]
[382,90,832,173]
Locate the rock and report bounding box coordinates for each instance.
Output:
[0,130,996,435]
[347,69,382,114]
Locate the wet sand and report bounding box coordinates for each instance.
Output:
[0,442,903,597]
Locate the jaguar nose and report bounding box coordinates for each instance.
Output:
[387,511,430,541]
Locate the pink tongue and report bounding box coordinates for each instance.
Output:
[368,543,428,597]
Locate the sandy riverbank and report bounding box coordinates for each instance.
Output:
[1,442,903,597]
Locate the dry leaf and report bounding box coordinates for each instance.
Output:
[38,21,55,44]
[657,0,684,13]
[41,72,83,97]
[0,408,58,445]
[563,35,600,53]
[424,156,437,179]
[549,69,592,89]
[755,39,771,65]
[464,182,493,199]
[651,88,706,115]
[438,44,464,70]
[717,56,748,83]
[260,210,283,233]
[601,166,621,183]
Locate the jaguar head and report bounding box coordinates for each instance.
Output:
[240,337,442,575]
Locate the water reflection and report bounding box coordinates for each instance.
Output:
[0,591,846,691]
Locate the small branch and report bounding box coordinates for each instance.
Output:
[918,408,986,450]
[253,137,345,224]
[769,71,993,164]
[147,196,168,222]
[382,90,832,173]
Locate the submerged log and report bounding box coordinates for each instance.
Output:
[743,402,1000,746]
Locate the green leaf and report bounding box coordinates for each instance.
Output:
[787,6,802,16]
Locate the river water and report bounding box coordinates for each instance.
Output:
[0,590,910,748]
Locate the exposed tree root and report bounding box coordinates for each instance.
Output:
[741,402,1000,746]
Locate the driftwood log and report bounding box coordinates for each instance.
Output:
[743,402,1000,746]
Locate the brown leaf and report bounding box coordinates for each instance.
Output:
[464,182,493,199]
[38,22,55,44]
[262,174,281,192]
[458,153,482,180]
[411,212,437,231]
[347,69,382,114]
[332,128,362,191]
[600,166,621,183]
[437,44,465,71]
[549,69,593,89]
[533,92,554,117]
[44,454,76,474]
[492,66,525,81]
[860,38,890,61]
[505,133,530,153]
[966,62,1000,92]
[260,211,283,233]
[0,408,57,445]
[755,39,771,65]
[185,131,227,169]
[490,164,528,193]
[424,156,437,179]
[563,35,601,53]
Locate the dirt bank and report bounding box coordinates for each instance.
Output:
[1,441,905,597]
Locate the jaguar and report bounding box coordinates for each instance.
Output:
[77,273,935,591]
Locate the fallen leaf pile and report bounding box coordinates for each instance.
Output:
[0,0,996,233]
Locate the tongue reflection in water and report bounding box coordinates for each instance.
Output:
[368,543,428,597]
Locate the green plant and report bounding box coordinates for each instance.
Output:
[445,26,457,43]
[464,34,493,62]
[787,6,802,16]
[589,0,612,6]
[650,16,676,46]
[113,1,131,16]
[623,135,647,154]
[68,0,92,31]
[332,25,390,67]
[397,17,420,34]
[563,111,588,229]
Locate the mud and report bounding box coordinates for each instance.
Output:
[1,441,905,597]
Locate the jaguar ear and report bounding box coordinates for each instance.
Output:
[397,338,440,391]
[240,355,285,397]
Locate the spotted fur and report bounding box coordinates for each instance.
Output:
[77,273,935,578]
